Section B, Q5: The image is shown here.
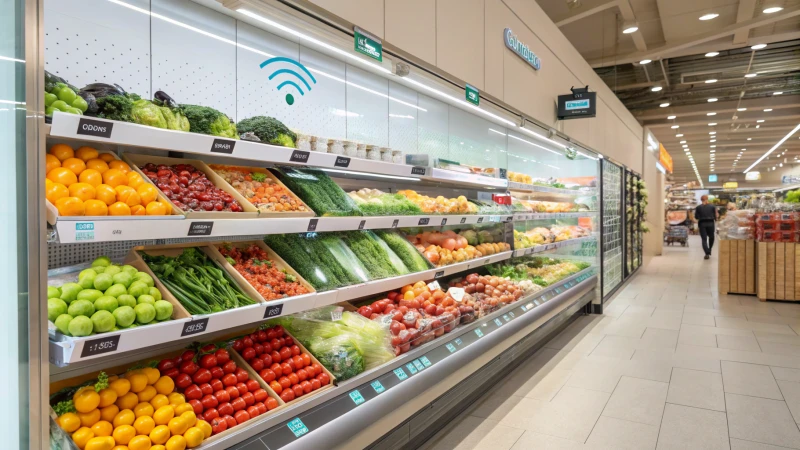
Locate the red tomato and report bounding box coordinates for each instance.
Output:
[235,382,248,395]
[278,376,291,390]
[277,337,286,349]
[288,373,299,386]
[193,368,212,384]
[246,405,260,418]
[255,402,267,415]
[284,337,293,347]
[250,358,264,372]
[203,408,219,421]
[235,368,249,383]
[198,383,213,396]
[222,361,237,374]
[157,359,175,372]
[260,353,273,367]
[257,330,268,342]
[210,417,227,435]
[215,348,230,365]
[290,345,301,356]
[231,397,246,412]
[300,380,312,394]
[209,366,224,380]
[222,373,237,387]
[266,397,279,410]
[234,410,250,425]
[311,363,323,377]
[270,363,282,374]
[189,399,203,415]
[270,338,281,351]
[214,389,230,403]
[296,369,308,382]
[269,381,282,394]
[241,391,255,406]
[270,350,282,364]
[317,373,330,385]
[253,343,264,356]
[184,384,202,400]
[222,415,236,429]
[217,402,233,417]
[259,369,276,383]
[232,339,244,352]
[199,354,217,369]
[200,343,216,354]
[280,363,292,376]
[210,379,224,392]
[180,360,199,375]
[241,347,256,361]
[180,349,196,362]
[175,373,192,389]
[266,329,277,341]
[310,379,321,391]
[246,379,259,392]
[261,342,272,354]
[279,389,295,403]
[279,347,292,361]
[225,386,240,400]
[302,354,311,367]
[252,389,268,403]
[242,337,253,348]
[292,355,304,369]
[292,384,304,398]
[201,394,219,409]
[163,367,180,380]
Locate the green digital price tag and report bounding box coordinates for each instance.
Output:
[456,338,463,346]
[406,363,418,374]
[475,328,484,338]
[494,318,503,327]
[420,356,432,367]
[287,418,309,438]
[394,367,408,380]
[349,390,365,405]
[503,314,510,322]
[413,359,425,371]
[446,343,456,353]
[371,380,385,393]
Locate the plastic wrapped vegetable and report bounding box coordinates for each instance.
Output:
[271,167,362,217]
[131,99,168,129]
[374,230,434,272]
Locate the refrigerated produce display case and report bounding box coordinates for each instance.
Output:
[28,1,610,449]
[625,170,645,276]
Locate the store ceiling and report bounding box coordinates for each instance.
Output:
[536,0,800,185]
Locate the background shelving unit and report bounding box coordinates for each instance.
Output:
[625,169,644,276]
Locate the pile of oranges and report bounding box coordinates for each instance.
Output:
[45,144,172,217]
[55,367,211,450]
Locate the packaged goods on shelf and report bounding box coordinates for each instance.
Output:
[446,273,526,317]
[396,190,478,214]
[346,188,424,215]
[47,256,178,337]
[514,225,591,249]
[471,199,514,215]
[508,171,532,184]
[756,212,800,242]
[208,164,313,216]
[719,210,756,240]
[488,256,591,287]
[272,306,395,379]
[271,166,363,216]
[402,228,510,267]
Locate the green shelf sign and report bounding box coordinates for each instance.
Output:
[355,29,382,62]
[466,84,480,106]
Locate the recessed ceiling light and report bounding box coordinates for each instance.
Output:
[660,102,670,107]
[667,115,676,119]
[707,112,717,116]
[682,144,688,148]
[711,149,715,152]
[710,139,716,142]
[680,140,686,143]
[705,51,719,57]
[709,123,717,126]
[747,137,752,140]
[699,13,719,20]
[738,108,748,111]
[742,148,746,151]
[705,79,718,84]
[756,125,761,128]
[709,131,717,134]
[640,59,652,64]
[651,86,663,92]
[622,24,639,34]
[708,98,718,102]
[764,109,773,112]
[780,163,784,167]
[676,134,684,137]
[757,119,765,123]
[763,6,783,13]
[774,92,783,95]
[711,145,717,148]
[744,73,757,78]
[751,44,767,50]
[671,125,680,129]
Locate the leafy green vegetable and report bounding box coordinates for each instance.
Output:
[264,234,348,290]
[250,172,267,183]
[94,371,109,392]
[271,167,362,217]
[337,231,407,279]
[96,93,139,122]
[236,116,297,148]
[347,191,423,216]
[53,400,76,416]
[178,104,238,138]
[131,99,168,129]
[374,230,433,272]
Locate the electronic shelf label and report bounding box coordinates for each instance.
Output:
[287,418,309,438]
[456,338,463,346]
[446,343,457,353]
[508,311,516,318]
[394,367,408,380]
[371,380,385,393]
[420,356,432,367]
[405,363,418,374]
[412,359,425,371]
[475,328,484,338]
[494,318,503,327]
[503,314,510,322]
[349,390,365,405]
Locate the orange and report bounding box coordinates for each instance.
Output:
[133,402,154,419]
[84,199,109,216]
[145,202,167,216]
[72,427,94,450]
[98,388,118,408]
[111,424,136,445]
[153,377,174,396]
[99,153,116,163]
[96,184,117,206]
[115,185,135,196]
[76,146,99,161]
[46,154,62,173]
[137,184,158,205]
[149,394,169,410]
[62,157,87,176]
[90,420,113,437]
[77,409,101,427]
[46,183,69,204]
[55,197,85,216]
[128,435,152,450]
[99,405,119,423]
[79,169,103,187]
[48,167,78,187]
[165,435,186,450]
[103,169,127,188]
[50,144,75,162]
[153,406,174,426]
[112,410,135,428]
[173,404,193,415]
[86,159,110,173]
[131,205,146,216]
[183,427,203,448]
[84,436,115,450]
[167,417,189,436]
[116,392,139,410]
[57,413,82,433]
[108,202,132,216]
[127,172,145,189]
[134,416,156,435]
[137,385,157,403]
[108,160,131,174]
[150,425,170,445]
[116,188,141,207]
[69,182,96,201]
[195,420,211,439]
[159,200,173,215]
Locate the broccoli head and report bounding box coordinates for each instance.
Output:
[96,93,139,122]
[179,104,238,139]
[236,116,297,148]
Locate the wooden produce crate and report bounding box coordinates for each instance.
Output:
[206,164,315,218]
[718,239,756,295]
[757,241,800,302]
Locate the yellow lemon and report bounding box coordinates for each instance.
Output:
[128,373,149,393]
[112,409,135,428]
[98,388,118,408]
[166,393,184,405]
[142,368,161,385]
[133,402,155,418]
[153,377,174,396]
[111,425,136,445]
[137,386,157,403]
[173,404,193,416]
[99,405,119,423]
[78,408,101,428]
[149,394,169,410]
[116,392,139,411]
[151,447,165,450]
[76,146,100,162]
[152,406,174,426]
[183,427,204,448]
[57,412,82,432]
[165,435,186,450]
[90,420,113,437]
[167,417,189,436]
[112,446,130,450]
[109,378,131,398]
[85,436,115,450]
[127,435,152,450]
[194,420,211,439]
[74,389,101,413]
[134,416,156,435]
[178,412,196,428]
[72,427,95,450]
[149,425,170,445]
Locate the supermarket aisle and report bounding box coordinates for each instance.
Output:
[424,236,800,450]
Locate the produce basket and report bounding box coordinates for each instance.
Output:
[207,240,317,303]
[207,164,315,218]
[122,153,259,218]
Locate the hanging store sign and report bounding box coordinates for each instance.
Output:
[723,181,739,189]
[708,174,718,182]
[659,144,673,173]
[354,27,382,62]
[504,28,540,70]
[466,84,480,106]
[746,171,761,181]
[557,86,596,120]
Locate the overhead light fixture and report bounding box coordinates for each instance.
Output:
[780,163,784,167]
[667,115,676,119]
[711,145,717,148]
[651,86,663,92]
[756,125,760,128]
[682,144,688,148]
[699,13,719,20]
[705,51,719,57]
[764,109,773,112]
[707,112,717,116]
[671,125,680,129]
[763,6,784,13]
[705,79,718,84]
[622,22,639,34]
[744,123,800,173]
[710,131,717,134]
[708,98,718,102]
[751,44,767,50]
[757,119,765,123]
[660,103,670,107]
[747,137,752,140]
[676,134,684,137]
[745,73,757,78]
[709,123,717,126]
[710,139,717,142]
[680,140,687,143]
[738,108,748,111]
[774,92,783,95]
[640,59,652,65]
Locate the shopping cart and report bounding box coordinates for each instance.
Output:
[665,225,689,246]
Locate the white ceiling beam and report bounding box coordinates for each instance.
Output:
[733,0,758,45]
[554,0,621,26]
[588,5,800,67]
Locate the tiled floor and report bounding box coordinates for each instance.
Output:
[424,236,800,450]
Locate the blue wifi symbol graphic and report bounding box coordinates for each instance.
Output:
[260,57,317,105]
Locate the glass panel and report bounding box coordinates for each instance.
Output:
[447,107,507,169]
[345,65,389,146]
[602,160,623,296]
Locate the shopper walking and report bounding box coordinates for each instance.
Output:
[695,195,719,260]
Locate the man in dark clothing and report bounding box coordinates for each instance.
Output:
[695,195,719,259]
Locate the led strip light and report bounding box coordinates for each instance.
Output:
[743,124,800,173]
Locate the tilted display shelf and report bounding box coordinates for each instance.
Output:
[48,250,513,366]
[508,181,596,196]
[511,235,598,257]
